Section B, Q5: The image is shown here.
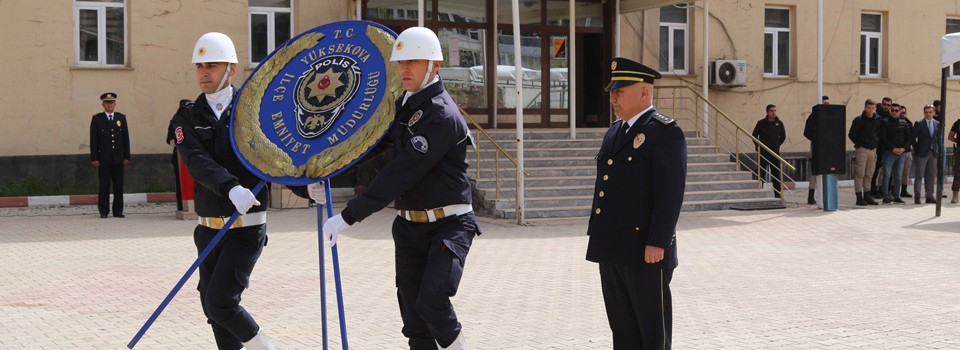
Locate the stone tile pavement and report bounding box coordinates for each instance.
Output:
[0,190,958,349]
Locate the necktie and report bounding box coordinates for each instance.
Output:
[614,121,629,146]
[108,114,113,122]
[929,120,934,137]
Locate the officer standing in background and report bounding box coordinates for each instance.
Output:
[170,32,275,350]
[89,92,130,218]
[586,57,687,350]
[321,27,479,350]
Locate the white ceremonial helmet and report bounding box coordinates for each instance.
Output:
[390,27,443,62]
[192,32,238,64]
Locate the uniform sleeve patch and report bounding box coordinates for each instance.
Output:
[175,126,184,144]
[411,135,429,153]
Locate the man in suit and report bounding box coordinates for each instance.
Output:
[89,92,130,218]
[911,105,940,203]
[586,57,687,350]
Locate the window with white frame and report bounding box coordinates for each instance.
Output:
[948,18,960,77]
[249,0,293,65]
[659,5,688,74]
[860,13,882,77]
[764,8,790,77]
[75,0,126,66]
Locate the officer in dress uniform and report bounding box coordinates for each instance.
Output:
[169,32,276,350]
[322,27,479,350]
[89,92,130,218]
[586,57,687,350]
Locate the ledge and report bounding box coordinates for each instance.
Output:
[0,192,175,208]
[69,65,135,71]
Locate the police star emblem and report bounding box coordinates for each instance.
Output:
[197,47,206,57]
[633,133,645,149]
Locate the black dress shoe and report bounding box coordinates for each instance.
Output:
[915,198,921,204]
[114,214,125,218]
[926,197,937,204]
[100,214,108,218]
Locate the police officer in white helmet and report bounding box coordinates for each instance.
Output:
[323,27,479,350]
[170,32,276,350]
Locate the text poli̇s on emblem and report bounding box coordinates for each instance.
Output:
[294,55,362,138]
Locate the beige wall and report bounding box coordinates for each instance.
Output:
[0,0,353,157]
[621,0,960,154]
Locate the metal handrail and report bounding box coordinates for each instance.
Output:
[655,84,797,204]
[457,105,530,202]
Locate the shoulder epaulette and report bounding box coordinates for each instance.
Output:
[653,113,675,125]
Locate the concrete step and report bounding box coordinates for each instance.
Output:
[685,180,763,192]
[476,128,700,140]
[491,196,786,219]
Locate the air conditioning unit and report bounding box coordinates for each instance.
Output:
[711,60,747,86]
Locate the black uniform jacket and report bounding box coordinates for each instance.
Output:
[90,112,131,165]
[342,79,473,224]
[879,117,912,152]
[849,112,880,150]
[171,89,267,217]
[752,117,786,154]
[586,108,687,268]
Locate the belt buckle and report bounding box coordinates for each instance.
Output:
[411,210,428,223]
[432,207,446,221]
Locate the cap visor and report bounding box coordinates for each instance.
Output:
[604,80,638,91]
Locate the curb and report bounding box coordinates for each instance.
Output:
[0,192,177,208]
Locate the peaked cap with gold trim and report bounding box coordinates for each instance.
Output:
[100,92,117,101]
[604,57,662,91]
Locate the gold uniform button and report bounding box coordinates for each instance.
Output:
[595,208,601,215]
[627,156,633,161]
[635,227,640,232]
[607,159,613,165]
[599,191,605,197]
[603,175,609,181]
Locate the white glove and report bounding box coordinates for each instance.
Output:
[307,181,327,204]
[228,185,261,215]
[322,214,349,247]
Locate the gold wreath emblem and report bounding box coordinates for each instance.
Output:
[233,25,402,179]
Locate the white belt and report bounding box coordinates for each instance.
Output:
[398,204,473,223]
[198,211,266,229]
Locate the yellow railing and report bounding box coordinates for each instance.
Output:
[457,105,530,204]
[654,84,797,204]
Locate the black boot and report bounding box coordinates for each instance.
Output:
[900,185,912,198]
[863,192,879,205]
[856,192,867,206]
[807,189,816,205]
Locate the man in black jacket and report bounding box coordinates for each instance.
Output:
[89,92,131,218]
[752,104,787,198]
[878,104,911,204]
[170,32,276,350]
[849,99,881,206]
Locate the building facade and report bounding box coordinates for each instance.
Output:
[1,0,959,191]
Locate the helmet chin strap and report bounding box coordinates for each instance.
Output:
[215,64,232,92]
[417,61,435,91]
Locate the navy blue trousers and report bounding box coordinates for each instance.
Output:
[599,263,673,350]
[97,164,124,216]
[393,213,479,350]
[195,224,266,350]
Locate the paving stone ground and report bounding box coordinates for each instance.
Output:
[0,187,958,349]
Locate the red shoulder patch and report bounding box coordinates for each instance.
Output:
[175,126,184,144]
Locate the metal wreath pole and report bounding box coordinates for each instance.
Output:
[317,181,349,349]
[127,180,267,349]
